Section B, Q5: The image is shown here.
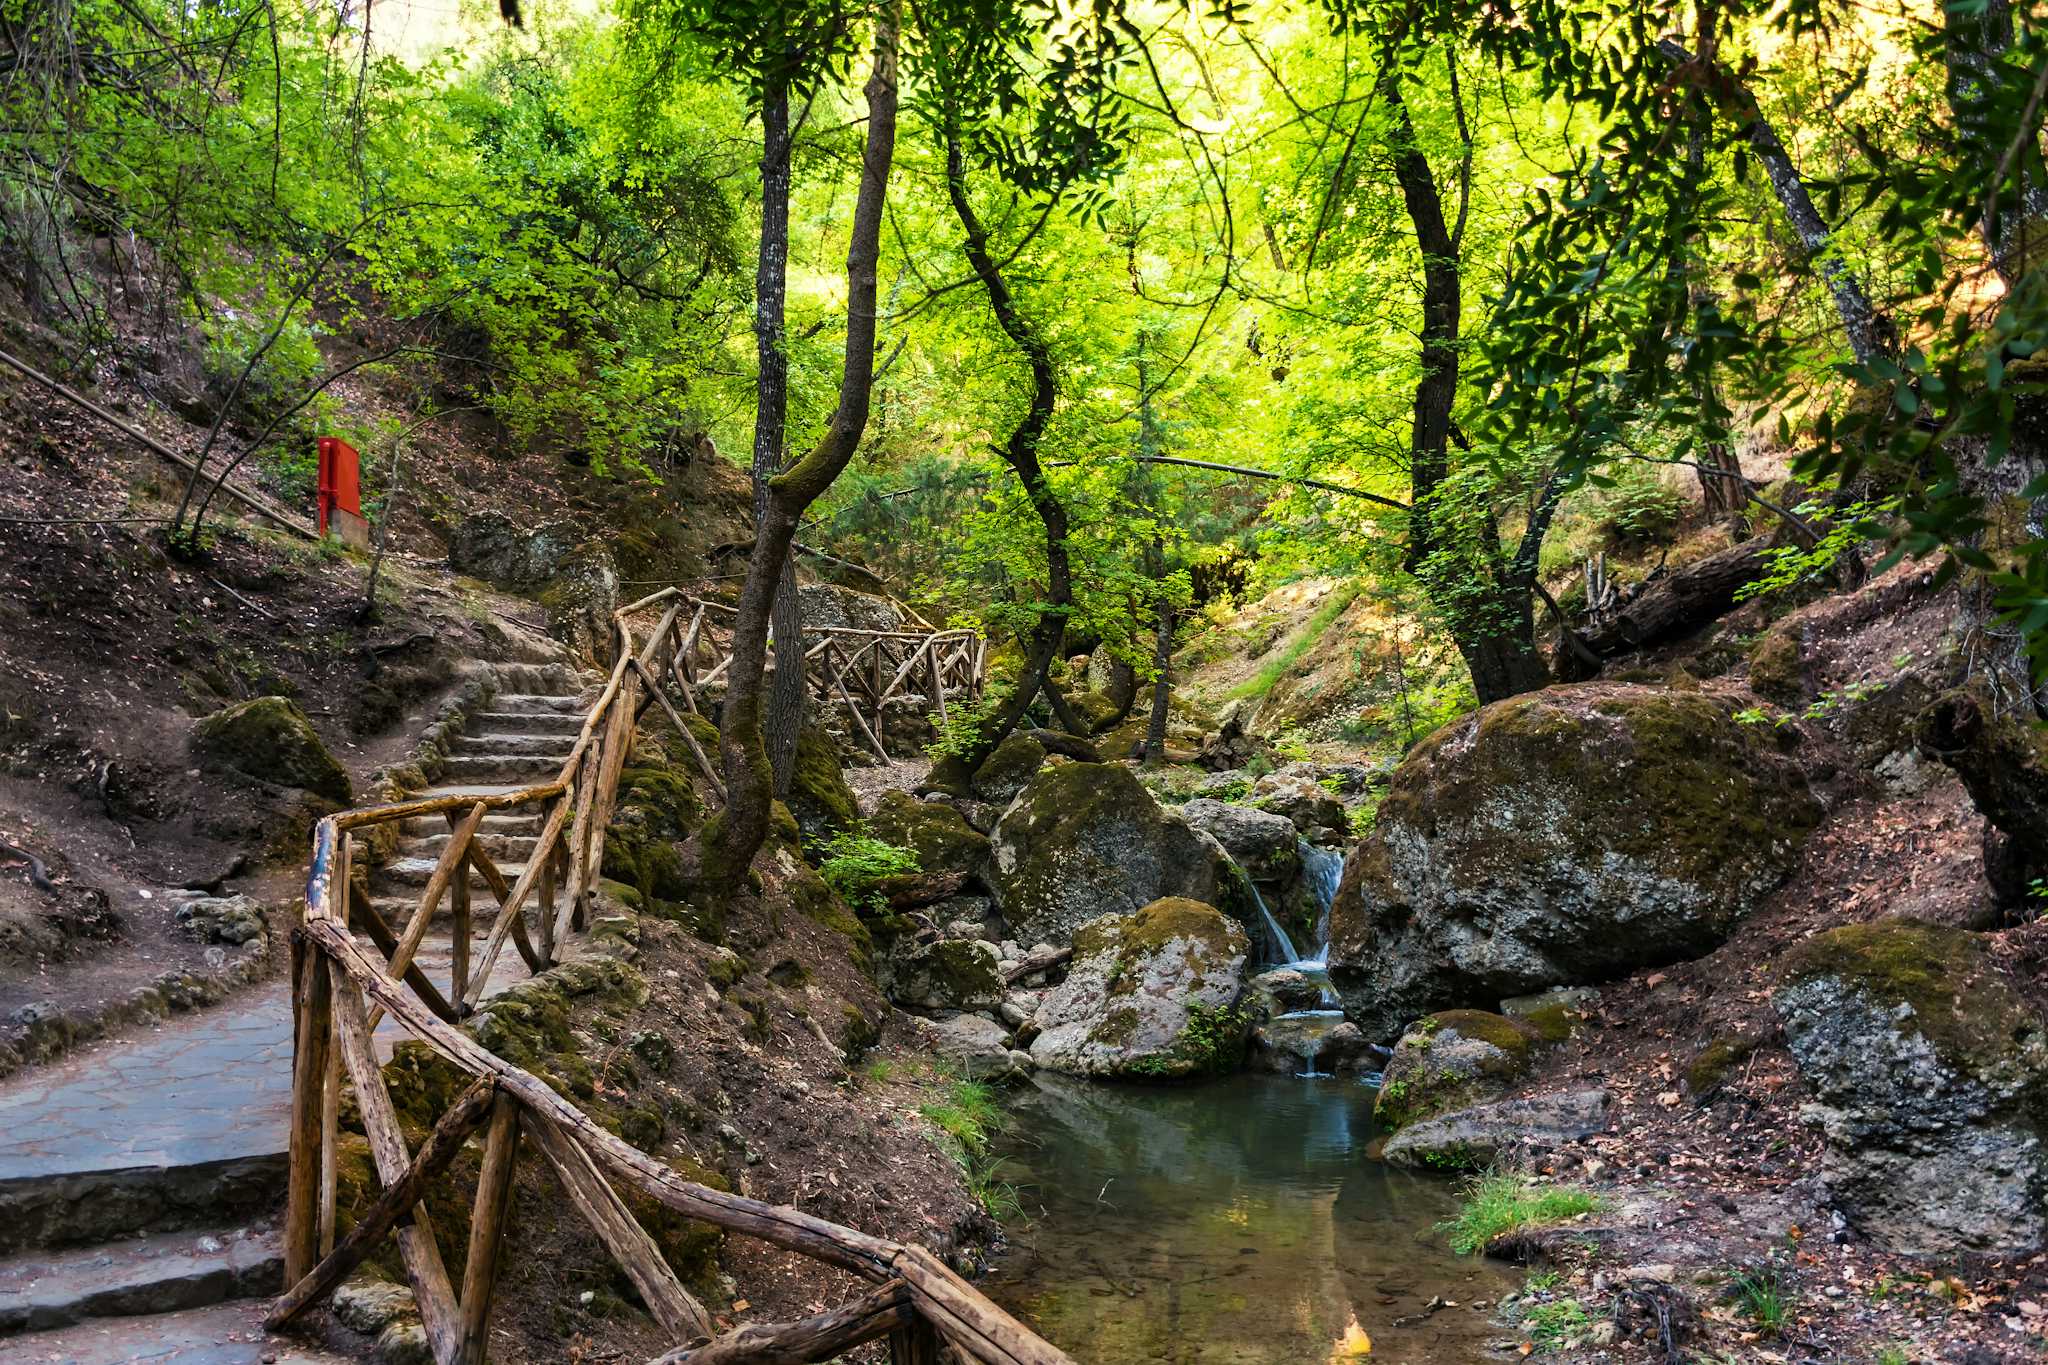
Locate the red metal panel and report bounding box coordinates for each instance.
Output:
[316,437,362,537]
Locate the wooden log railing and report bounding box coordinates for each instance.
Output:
[281,587,1064,1365]
[667,596,985,760]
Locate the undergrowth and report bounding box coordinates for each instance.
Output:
[1442,1173,1600,1255]
[915,1069,1021,1221]
[1224,583,1361,701]
[816,829,919,913]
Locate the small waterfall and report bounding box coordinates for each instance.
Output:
[1298,839,1345,966]
[1236,865,1304,966]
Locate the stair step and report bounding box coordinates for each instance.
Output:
[0,1226,281,1337]
[438,754,570,783]
[0,1299,354,1363]
[377,856,531,891]
[399,831,541,863]
[450,732,575,758]
[472,709,584,735]
[492,692,586,714]
[0,989,291,1256]
[400,809,543,838]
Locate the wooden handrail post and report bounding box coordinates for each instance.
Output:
[458,1092,522,1364]
[283,936,332,1286]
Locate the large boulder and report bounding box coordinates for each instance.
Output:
[1374,1010,1548,1132]
[192,696,351,803]
[1178,799,1299,884]
[1249,771,1346,842]
[1380,1090,1611,1171]
[1774,919,2048,1256]
[991,763,1241,947]
[1029,898,1251,1080]
[1330,684,1820,1040]
[878,937,1005,1012]
[867,791,994,893]
[539,543,619,666]
[972,734,1047,805]
[906,1013,1029,1081]
[799,583,905,634]
[447,510,581,587]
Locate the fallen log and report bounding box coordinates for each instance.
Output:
[1559,539,1772,676]
[878,870,971,911]
[1004,945,1073,984]
[1021,728,1101,763]
[647,1280,916,1364]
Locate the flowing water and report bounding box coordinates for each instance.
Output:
[987,1075,1518,1363]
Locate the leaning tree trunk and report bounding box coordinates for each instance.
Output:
[701,14,899,884]
[747,82,806,797]
[929,121,1073,783]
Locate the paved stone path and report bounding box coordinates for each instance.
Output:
[2,1300,354,1363]
[0,987,291,1187]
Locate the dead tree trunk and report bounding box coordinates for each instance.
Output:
[1919,689,2048,906]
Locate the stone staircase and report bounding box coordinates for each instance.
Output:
[361,684,589,1014]
[0,671,591,1361]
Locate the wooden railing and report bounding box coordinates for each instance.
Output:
[671,596,985,760]
[280,588,1067,1365]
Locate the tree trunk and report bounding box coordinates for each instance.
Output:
[1142,598,1173,764]
[702,13,900,882]
[1918,688,2048,905]
[1696,436,1748,522]
[1559,539,1773,673]
[746,84,805,797]
[1654,40,1893,364]
[1382,65,1550,705]
[935,121,1068,778]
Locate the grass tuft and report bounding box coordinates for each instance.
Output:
[1728,1265,1789,1335]
[1223,583,1361,701]
[917,1075,1021,1221]
[1441,1173,1600,1255]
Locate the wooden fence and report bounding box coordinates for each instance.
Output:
[669,597,985,760]
[280,587,1066,1364]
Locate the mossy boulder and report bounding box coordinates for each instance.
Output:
[785,723,859,855]
[1068,690,1124,735]
[192,696,351,802]
[990,763,1240,947]
[1374,1010,1547,1132]
[878,936,1004,1011]
[972,734,1047,804]
[1746,626,1807,704]
[1774,918,2048,1255]
[868,789,992,892]
[1029,898,1251,1080]
[601,749,706,926]
[1328,684,1821,1041]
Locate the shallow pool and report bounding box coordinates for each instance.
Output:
[985,1073,1519,1363]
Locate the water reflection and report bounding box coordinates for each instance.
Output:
[987,1074,1517,1364]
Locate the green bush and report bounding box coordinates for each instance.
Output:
[815,830,919,914]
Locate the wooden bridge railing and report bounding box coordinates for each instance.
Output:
[671,596,985,760]
[281,587,1066,1365]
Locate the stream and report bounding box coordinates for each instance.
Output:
[987,1073,1518,1363]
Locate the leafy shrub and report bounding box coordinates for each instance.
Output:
[1592,465,1686,552]
[815,831,918,913]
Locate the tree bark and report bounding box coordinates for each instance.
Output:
[1382,64,1552,703]
[936,121,1069,776]
[703,12,900,883]
[747,83,805,797]
[1918,688,2048,904]
[1654,40,1893,365]
[1559,538,1773,673]
[1142,597,1173,764]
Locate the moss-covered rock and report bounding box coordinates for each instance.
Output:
[192,695,351,801]
[1029,897,1251,1080]
[1374,1010,1547,1132]
[990,763,1238,947]
[1746,626,1807,703]
[972,734,1047,804]
[1684,1033,1761,1098]
[1328,684,1821,1040]
[1068,690,1124,735]
[1774,918,2048,1256]
[878,936,1005,1011]
[785,723,859,855]
[868,790,993,891]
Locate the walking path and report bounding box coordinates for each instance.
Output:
[0,675,590,1360]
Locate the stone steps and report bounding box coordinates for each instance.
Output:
[438,752,570,784]
[471,708,585,735]
[0,1299,355,1363]
[405,830,541,863]
[0,1226,281,1337]
[378,855,532,891]
[449,730,576,757]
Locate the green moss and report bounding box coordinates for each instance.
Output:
[924,938,1005,1000]
[1069,690,1124,734]
[1748,628,1806,703]
[1686,1034,1760,1096]
[974,734,1047,798]
[1519,1003,1578,1044]
[1780,918,2046,1074]
[1375,1010,1546,1130]
[786,724,859,855]
[192,695,351,801]
[867,790,992,883]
